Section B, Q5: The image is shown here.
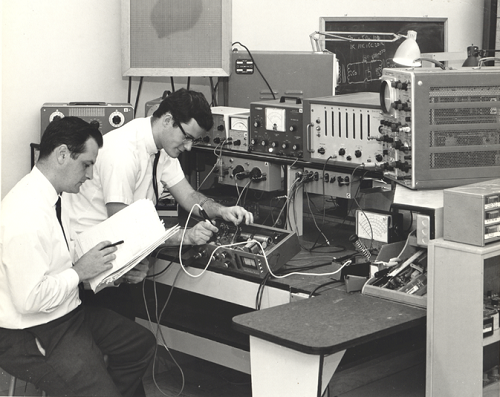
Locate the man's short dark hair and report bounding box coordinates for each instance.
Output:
[153,88,214,131]
[39,116,103,160]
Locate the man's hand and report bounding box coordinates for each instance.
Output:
[184,220,218,245]
[73,241,116,282]
[219,206,254,225]
[114,258,150,285]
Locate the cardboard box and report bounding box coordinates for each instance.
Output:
[362,240,427,308]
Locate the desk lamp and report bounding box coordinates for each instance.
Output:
[392,31,449,69]
[462,45,500,67]
[309,29,422,67]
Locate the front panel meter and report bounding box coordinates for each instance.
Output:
[265,107,286,132]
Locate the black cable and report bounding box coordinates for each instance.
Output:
[322,156,333,223]
[263,196,284,226]
[146,261,173,278]
[255,273,271,310]
[170,77,175,92]
[306,191,330,247]
[277,260,335,275]
[133,77,143,118]
[127,77,132,104]
[187,77,191,91]
[404,210,414,233]
[255,258,340,309]
[209,77,218,107]
[232,42,275,100]
[285,178,305,229]
[308,243,345,254]
[348,166,375,250]
[308,280,342,298]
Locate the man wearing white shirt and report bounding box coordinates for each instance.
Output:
[0,117,155,396]
[65,89,254,318]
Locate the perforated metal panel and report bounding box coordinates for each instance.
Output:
[379,67,500,189]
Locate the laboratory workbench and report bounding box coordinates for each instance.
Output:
[131,216,426,395]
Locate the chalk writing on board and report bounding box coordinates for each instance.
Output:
[321,17,446,94]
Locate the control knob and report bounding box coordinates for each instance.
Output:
[113,115,123,125]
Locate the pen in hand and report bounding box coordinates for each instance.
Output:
[101,240,124,250]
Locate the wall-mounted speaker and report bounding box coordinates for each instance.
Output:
[121,0,232,77]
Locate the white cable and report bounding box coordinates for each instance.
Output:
[248,239,352,279]
[142,269,185,397]
[235,179,252,206]
[178,202,354,279]
[273,177,300,228]
[177,204,251,278]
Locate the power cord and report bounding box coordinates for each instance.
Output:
[142,267,186,397]
[232,42,275,100]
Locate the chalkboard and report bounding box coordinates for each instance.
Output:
[320,17,447,94]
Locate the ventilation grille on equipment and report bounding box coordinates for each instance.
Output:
[430,151,500,169]
[430,108,499,125]
[429,85,500,125]
[429,86,500,102]
[430,130,500,147]
[69,108,106,117]
[427,84,500,170]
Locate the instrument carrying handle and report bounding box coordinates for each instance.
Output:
[279,96,302,104]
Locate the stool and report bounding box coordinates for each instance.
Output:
[8,374,46,397]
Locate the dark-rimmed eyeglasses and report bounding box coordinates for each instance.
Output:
[178,122,203,145]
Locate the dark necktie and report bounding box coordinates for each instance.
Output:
[152,151,161,205]
[55,196,69,249]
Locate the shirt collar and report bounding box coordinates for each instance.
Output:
[32,165,60,207]
[145,116,159,156]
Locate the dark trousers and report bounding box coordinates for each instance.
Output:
[0,305,156,397]
[82,283,138,321]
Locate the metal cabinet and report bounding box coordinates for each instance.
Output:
[426,238,500,396]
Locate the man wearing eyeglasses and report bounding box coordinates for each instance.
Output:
[64,88,254,319]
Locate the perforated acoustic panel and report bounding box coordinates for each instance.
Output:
[121,0,231,76]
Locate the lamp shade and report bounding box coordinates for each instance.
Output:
[462,45,480,67]
[393,30,421,67]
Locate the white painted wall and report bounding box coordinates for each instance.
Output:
[1,0,485,199]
